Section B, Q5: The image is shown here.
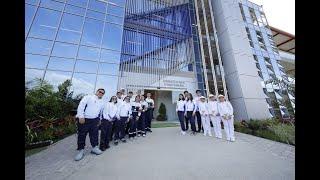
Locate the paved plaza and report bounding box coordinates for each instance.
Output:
[25,127,295,180]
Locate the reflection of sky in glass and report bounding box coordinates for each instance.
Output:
[52,42,78,58]
[75,60,98,73]
[81,18,104,47]
[44,71,72,91]
[96,75,118,99]
[98,63,119,75]
[25,4,36,36]
[72,73,96,96]
[102,23,123,51]
[26,38,53,55]
[26,54,48,69]
[47,57,75,71]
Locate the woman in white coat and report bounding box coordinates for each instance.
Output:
[207,94,222,139]
[217,94,235,142]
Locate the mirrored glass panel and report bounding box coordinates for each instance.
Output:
[74,60,98,73]
[98,63,119,75]
[72,73,96,96]
[26,38,53,55]
[57,13,83,43]
[25,54,49,69]
[81,18,104,47]
[78,46,100,61]
[102,23,123,51]
[95,75,118,99]
[47,57,75,71]
[44,71,72,91]
[29,8,61,39]
[52,42,78,58]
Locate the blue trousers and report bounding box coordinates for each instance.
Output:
[129,112,138,137]
[77,117,99,150]
[177,111,186,131]
[115,117,127,141]
[145,109,153,131]
[137,112,146,135]
[99,120,113,148]
[186,111,196,132]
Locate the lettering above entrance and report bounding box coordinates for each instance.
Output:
[162,80,185,88]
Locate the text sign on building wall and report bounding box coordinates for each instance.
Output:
[162,80,185,88]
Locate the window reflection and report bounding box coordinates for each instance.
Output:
[26,54,49,69]
[57,13,83,43]
[102,23,123,50]
[100,49,121,63]
[81,18,104,47]
[25,68,44,84]
[26,0,40,5]
[88,0,107,13]
[40,0,64,11]
[95,75,119,99]
[98,63,119,75]
[26,38,53,55]
[106,14,124,25]
[52,42,78,58]
[65,4,86,16]
[74,60,98,73]
[25,4,36,37]
[72,73,96,96]
[29,8,61,40]
[78,46,100,61]
[107,5,124,17]
[67,0,88,7]
[109,0,126,7]
[47,57,75,71]
[44,71,72,91]
[86,10,105,21]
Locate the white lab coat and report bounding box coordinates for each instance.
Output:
[207,100,222,138]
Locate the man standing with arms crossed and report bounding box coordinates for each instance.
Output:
[74,88,105,161]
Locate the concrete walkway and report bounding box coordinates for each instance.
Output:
[25,127,295,180]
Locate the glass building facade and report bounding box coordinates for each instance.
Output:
[25,0,226,99]
[239,0,295,118]
[25,0,126,98]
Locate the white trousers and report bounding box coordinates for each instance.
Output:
[221,117,235,141]
[209,115,222,138]
[201,115,211,136]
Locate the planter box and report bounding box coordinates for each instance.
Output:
[25,140,53,150]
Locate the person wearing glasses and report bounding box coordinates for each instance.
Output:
[99,96,119,151]
[115,96,132,145]
[74,88,105,161]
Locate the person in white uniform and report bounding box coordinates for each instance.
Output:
[145,93,155,132]
[207,94,222,139]
[198,96,212,136]
[99,96,119,151]
[185,93,197,135]
[74,88,105,161]
[217,94,235,142]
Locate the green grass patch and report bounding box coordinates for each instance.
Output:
[25,146,47,157]
[151,121,179,128]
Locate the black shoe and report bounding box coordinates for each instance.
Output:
[121,139,127,143]
[114,141,119,145]
[106,144,110,149]
[100,146,106,151]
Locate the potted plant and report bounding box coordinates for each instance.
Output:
[156,103,167,121]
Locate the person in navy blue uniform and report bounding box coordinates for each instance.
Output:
[183,91,190,130]
[74,88,105,161]
[129,96,142,139]
[138,95,148,137]
[99,96,119,151]
[176,94,186,135]
[185,93,197,135]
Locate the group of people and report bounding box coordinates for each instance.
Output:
[176,90,235,141]
[74,88,155,161]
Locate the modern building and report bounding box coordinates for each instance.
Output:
[25,0,295,121]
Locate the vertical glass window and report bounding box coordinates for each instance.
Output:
[67,0,88,8]
[26,0,40,5]
[44,71,72,91]
[26,38,53,55]
[88,0,107,13]
[81,18,104,47]
[40,0,65,11]
[98,63,119,75]
[95,75,118,99]
[107,4,125,17]
[47,57,75,71]
[25,4,37,37]
[102,23,123,50]
[25,54,49,69]
[100,49,121,63]
[72,73,96,96]
[57,13,83,43]
[65,4,86,16]
[74,60,98,73]
[29,8,61,40]
[25,69,45,83]
[78,46,100,61]
[52,42,78,58]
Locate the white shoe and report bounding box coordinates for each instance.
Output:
[231,137,235,142]
[181,131,186,135]
[208,133,212,137]
[203,133,207,136]
[91,146,102,155]
[137,134,141,137]
[74,149,84,161]
[142,134,146,137]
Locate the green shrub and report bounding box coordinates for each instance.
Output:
[268,123,295,145]
[156,103,167,121]
[25,79,81,146]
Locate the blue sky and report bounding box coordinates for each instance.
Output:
[249,0,295,35]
